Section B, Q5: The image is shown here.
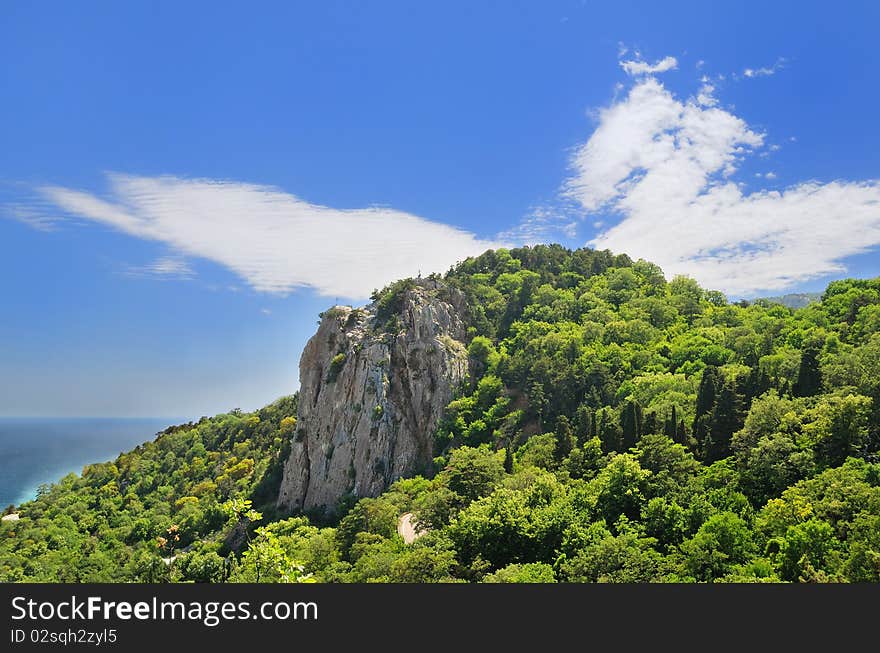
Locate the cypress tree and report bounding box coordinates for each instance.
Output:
[621,399,643,450]
[793,344,823,397]
[554,415,573,463]
[743,365,770,402]
[575,405,593,445]
[706,379,744,461]
[598,408,622,453]
[677,419,687,445]
[530,381,547,423]
[693,366,720,444]
[741,350,770,401]
[643,410,658,436]
[664,405,678,439]
[504,442,514,474]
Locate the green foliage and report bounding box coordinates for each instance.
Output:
[326,352,347,383]
[591,454,651,526]
[371,278,417,327]
[6,246,880,583]
[483,562,557,583]
[560,527,667,582]
[336,497,399,559]
[0,395,297,582]
[680,512,756,581]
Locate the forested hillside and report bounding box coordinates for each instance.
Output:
[3,245,879,582]
[0,398,297,581]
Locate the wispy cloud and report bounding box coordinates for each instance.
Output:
[2,182,63,232]
[4,204,60,232]
[498,204,578,245]
[742,57,786,78]
[564,70,880,296]
[30,174,503,298]
[620,56,678,77]
[125,256,195,281]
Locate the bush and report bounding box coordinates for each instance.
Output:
[326,353,347,383]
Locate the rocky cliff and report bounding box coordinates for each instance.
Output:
[276,278,469,515]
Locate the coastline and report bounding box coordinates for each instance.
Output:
[0,417,183,509]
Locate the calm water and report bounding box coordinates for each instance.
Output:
[0,417,178,508]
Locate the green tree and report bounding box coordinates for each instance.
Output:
[808,394,872,468]
[705,380,744,462]
[554,416,574,463]
[793,345,823,397]
[483,562,557,583]
[560,530,665,582]
[598,407,623,453]
[680,512,755,581]
[621,400,643,451]
[777,519,838,582]
[693,366,721,445]
[443,445,505,504]
[592,454,651,526]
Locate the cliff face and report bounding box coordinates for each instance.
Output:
[277,279,468,515]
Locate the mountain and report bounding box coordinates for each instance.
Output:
[758,292,823,309]
[278,278,469,516]
[2,244,880,583]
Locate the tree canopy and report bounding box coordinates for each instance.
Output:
[3,245,880,583]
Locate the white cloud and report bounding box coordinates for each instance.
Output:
[2,182,62,231]
[498,204,578,244]
[126,256,195,280]
[620,56,678,77]
[695,83,717,107]
[36,174,503,298]
[4,204,59,232]
[742,57,786,78]
[564,75,880,296]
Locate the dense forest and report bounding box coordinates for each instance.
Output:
[2,245,879,582]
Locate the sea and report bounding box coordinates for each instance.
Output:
[0,417,179,508]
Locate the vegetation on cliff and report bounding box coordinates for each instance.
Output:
[3,245,880,582]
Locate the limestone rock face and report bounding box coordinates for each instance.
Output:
[277,279,468,515]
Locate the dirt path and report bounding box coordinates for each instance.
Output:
[397,512,425,544]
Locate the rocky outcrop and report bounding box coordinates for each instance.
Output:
[277,278,469,516]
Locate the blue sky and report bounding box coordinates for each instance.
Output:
[2,1,879,417]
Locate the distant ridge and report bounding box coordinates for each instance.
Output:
[758,292,822,309]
